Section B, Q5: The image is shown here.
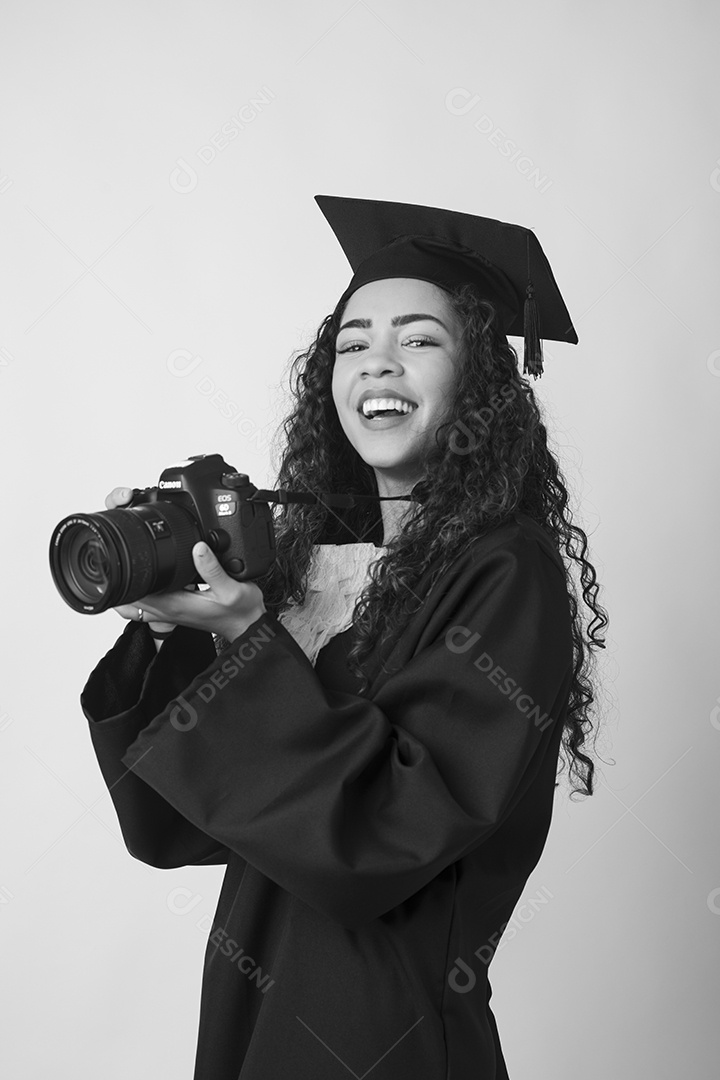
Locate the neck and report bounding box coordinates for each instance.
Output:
[379,499,413,545]
[374,470,421,545]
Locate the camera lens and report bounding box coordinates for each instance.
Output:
[61,526,114,605]
[50,502,201,614]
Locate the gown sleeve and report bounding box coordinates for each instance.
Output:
[97,523,574,929]
[82,622,231,868]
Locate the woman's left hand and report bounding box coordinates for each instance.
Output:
[115,541,267,642]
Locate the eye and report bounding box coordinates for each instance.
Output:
[404,335,437,347]
[336,334,439,355]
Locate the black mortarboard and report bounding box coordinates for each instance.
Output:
[315,194,578,378]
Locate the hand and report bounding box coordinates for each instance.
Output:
[105,486,177,636]
[106,486,267,642]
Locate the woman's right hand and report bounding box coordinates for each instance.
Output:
[104,487,177,637]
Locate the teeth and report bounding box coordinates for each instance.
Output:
[361,398,417,417]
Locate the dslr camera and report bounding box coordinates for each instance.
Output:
[49,454,276,614]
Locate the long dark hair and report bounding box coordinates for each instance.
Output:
[257,282,609,798]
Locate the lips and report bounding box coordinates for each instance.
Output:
[357,407,416,429]
[356,388,418,411]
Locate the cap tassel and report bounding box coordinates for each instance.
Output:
[523,283,543,378]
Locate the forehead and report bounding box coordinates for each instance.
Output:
[341,277,454,322]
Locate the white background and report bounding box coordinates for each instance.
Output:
[1,1,719,1077]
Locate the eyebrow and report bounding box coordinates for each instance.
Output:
[338,313,450,334]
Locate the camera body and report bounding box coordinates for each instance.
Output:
[128,454,275,583]
[49,454,276,614]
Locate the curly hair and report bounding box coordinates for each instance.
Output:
[256,282,609,798]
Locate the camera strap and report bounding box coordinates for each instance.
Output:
[246,488,422,509]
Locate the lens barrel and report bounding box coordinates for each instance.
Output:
[49,502,201,614]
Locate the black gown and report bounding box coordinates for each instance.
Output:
[81,511,574,1079]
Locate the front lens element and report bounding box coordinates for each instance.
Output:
[51,517,124,612]
[64,527,113,604]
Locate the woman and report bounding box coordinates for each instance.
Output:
[81,195,608,1079]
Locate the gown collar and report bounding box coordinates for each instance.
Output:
[277,543,388,666]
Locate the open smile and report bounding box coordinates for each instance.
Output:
[357,407,417,429]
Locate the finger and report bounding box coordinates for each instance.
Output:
[114,603,145,622]
[192,541,230,592]
[129,596,173,621]
[105,486,134,510]
[114,600,176,630]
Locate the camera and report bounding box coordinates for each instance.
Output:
[49,454,276,614]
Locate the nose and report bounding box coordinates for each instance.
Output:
[359,340,404,377]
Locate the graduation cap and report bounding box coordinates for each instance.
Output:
[315,194,578,378]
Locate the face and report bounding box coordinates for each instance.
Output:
[331,278,462,495]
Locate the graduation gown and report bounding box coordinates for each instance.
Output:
[81,511,574,1079]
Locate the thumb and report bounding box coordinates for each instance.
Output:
[193,541,226,586]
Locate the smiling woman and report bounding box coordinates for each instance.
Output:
[332,278,462,542]
[80,194,608,1080]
